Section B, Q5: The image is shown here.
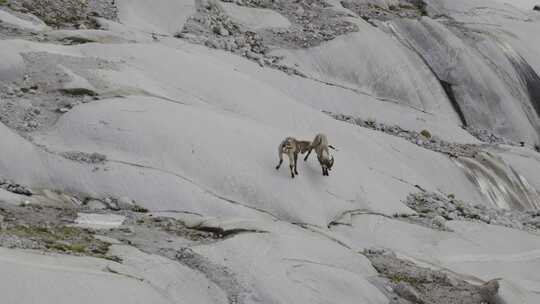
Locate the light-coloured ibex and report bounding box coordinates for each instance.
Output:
[304,133,335,176]
[276,137,311,178]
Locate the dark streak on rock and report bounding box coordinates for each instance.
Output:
[439,79,467,126]
[505,50,540,120]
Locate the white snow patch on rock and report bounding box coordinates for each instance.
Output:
[220,2,291,30]
[73,213,125,229]
[115,0,196,35]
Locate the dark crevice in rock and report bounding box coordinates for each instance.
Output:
[59,88,99,97]
[386,22,466,126]
[59,36,97,45]
[439,79,467,127]
[193,226,267,238]
[104,265,144,281]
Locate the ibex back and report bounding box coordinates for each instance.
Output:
[276,137,311,178]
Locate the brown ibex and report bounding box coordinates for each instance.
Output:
[304,133,335,176]
[276,137,311,178]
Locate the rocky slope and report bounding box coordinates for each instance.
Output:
[1,0,540,303]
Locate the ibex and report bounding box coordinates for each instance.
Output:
[304,133,335,176]
[276,137,311,178]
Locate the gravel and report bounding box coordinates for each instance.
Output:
[178,0,357,75]
[0,52,116,137]
[341,0,427,23]
[241,0,358,49]
[61,151,107,164]
[2,0,118,28]
[399,190,540,232]
[326,111,484,158]
[364,248,501,304]
[464,126,519,146]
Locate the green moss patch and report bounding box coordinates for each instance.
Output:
[2,225,121,261]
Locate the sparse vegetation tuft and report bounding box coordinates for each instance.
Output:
[420,129,432,139]
[1,224,120,261]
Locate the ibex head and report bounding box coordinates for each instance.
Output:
[317,155,334,170]
[328,156,334,170]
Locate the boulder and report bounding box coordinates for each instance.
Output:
[85,199,108,210]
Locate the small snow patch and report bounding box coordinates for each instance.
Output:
[73,213,125,229]
[220,2,291,30]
